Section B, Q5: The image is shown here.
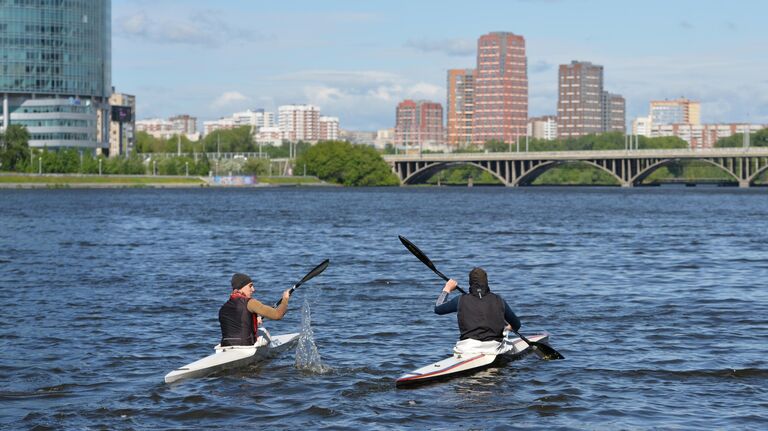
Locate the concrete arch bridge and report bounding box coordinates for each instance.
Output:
[383,148,768,188]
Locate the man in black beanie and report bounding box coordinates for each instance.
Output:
[218,272,292,346]
[434,267,521,353]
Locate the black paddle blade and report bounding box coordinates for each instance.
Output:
[275,259,330,308]
[296,259,330,288]
[515,330,564,360]
[398,235,449,282]
[530,342,565,360]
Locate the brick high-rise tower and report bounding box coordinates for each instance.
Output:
[471,32,528,146]
[557,61,604,138]
[446,69,475,149]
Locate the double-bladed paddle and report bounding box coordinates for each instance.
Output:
[398,235,564,360]
[274,259,330,308]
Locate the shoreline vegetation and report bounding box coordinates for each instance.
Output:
[0,174,327,188]
[1,125,767,187]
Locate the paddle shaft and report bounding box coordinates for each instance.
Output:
[398,235,564,360]
[274,259,330,308]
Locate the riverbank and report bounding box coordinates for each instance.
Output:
[0,173,328,188]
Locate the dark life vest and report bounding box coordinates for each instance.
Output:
[218,295,258,346]
[457,292,507,342]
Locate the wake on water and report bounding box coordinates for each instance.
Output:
[294,299,330,374]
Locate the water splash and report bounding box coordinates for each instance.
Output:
[294,299,330,373]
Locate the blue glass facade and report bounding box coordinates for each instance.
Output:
[0,0,111,150]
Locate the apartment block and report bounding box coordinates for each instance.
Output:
[319,116,340,141]
[527,116,558,140]
[557,61,604,138]
[255,126,281,146]
[650,123,765,149]
[169,114,198,135]
[603,92,626,133]
[395,100,445,151]
[472,32,528,145]
[278,104,320,142]
[108,92,135,156]
[650,99,701,125]
[632,116,653,136]
[446,68,475,148]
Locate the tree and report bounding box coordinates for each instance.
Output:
[296,140,399,186]
[0,125,30,171]
[242,157,270,175]
[483,140,508,152]
[715,128,768,148]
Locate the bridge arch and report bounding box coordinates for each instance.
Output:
[514,160,624,186]
[631,158,741,186]
[750,163,768,184]
[402,161,508,185]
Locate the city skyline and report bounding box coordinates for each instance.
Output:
[113,0,768,131]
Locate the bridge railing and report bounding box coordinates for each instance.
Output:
[382,147,768,161]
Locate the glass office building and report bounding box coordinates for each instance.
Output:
[0,0,111,151]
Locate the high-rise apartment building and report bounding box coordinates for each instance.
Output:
[394,100,444,151]
[557,61,626,138]
[446,69,475,148]
[557,61,604,138]
[472,32,528,145]
[0,1,111,152]
[603,92,626,133]
[232,109,274,129]
[319,116,340,141]
[278,104,320,142]
[108,92,135,156]
[169,115,198,135]
[650,99,700,125]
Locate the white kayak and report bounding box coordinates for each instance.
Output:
[164,328,300,384]
[395,333,550,387]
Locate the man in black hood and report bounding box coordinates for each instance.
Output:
[435,267,521,343]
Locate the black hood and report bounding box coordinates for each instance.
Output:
[468,267,490,298]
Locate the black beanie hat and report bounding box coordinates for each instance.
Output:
[468,267,490,298]
[231,273,252,290]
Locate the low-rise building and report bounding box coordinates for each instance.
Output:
[650,123,766,149]
[527,116,558,140]
[254,126,281,146]
[138,115,199,140]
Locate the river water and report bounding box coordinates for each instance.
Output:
[0,187,766,430]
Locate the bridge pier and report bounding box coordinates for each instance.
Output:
[739,180,751,188]
[621,181,633,188]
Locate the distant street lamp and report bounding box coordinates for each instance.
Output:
[185,161,189,176]
[38,156,42,175]
[98,158,102,175]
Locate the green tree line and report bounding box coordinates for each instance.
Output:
[136,128,311,158]
[472,132,688,153]
[714,128,768,148]
[297,140,399,186]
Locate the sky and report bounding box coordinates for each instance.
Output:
[112,0,768,131]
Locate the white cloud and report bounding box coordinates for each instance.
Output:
[211,91,250,109]
[116,10,255,47]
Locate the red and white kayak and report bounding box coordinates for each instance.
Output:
[395,333,550,387]
[164,328,299,384]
